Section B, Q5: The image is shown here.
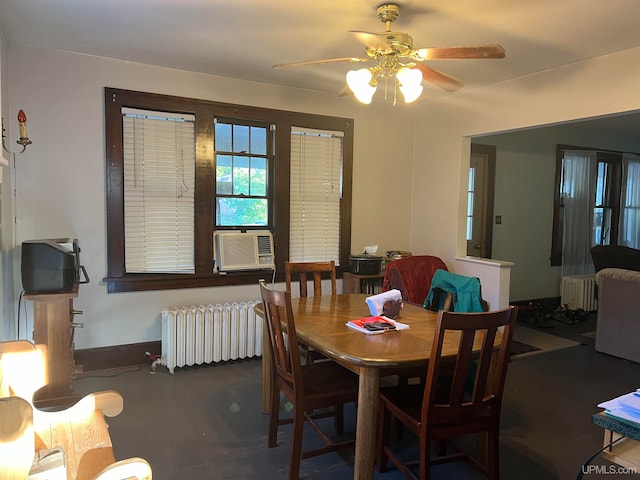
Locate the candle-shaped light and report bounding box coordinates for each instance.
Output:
[17,110,28,139]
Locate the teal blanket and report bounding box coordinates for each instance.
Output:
[423,269,484,312]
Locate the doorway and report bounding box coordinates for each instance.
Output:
[466,143,496,258]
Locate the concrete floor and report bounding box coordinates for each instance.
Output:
[74,317,640,480]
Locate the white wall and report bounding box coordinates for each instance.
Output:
[0,27,18,340]
[4,44,415,348]
[410,47,640,304]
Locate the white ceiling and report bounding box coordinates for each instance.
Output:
[1,0,639,129]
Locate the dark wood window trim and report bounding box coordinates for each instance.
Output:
[104,87,353,292]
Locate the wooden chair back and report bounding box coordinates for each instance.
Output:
[259,280,303,398]
[423,306,517,433]
[377,306,518,479]
[285,261,337,297]
[382,255,448,305]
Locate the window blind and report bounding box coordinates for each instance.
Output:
[290,127,343,264]
[122,108,196,273]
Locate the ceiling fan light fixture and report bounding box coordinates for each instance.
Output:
[346,68,377,104]
[397,67,423,103]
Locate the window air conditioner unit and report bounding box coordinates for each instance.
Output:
[214,230,275,272]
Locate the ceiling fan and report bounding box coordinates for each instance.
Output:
[273,3,506,104]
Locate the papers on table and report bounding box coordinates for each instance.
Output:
[598,388,640,425]
[346,315,410,335]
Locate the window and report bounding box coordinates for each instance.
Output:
[104,88,353,292]
[550,145,640,269]
[214,119,272,227]
[466,167,475,242]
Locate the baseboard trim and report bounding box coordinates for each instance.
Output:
[74,341,161,372]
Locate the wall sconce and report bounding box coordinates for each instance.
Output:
[2,110,33,155]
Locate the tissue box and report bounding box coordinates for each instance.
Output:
[366,289,402,316]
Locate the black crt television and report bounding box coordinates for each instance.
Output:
[21,238,90,294]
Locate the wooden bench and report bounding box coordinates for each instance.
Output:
[0,340,151,480]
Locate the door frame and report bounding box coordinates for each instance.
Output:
[470,143,496,259]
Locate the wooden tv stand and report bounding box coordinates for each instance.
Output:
[23,287,83,407]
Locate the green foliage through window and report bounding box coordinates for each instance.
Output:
[215,120,271,227]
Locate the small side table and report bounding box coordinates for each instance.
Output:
[592,412,640,469]
[23,288,83,408]
[342,272,385,295]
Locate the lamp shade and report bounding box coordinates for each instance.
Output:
[397,68,423,103]
[346,68,377,104]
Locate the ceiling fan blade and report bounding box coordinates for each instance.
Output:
[414,45,506,60]
[350,31,393,53]
[415,64,463,92]
[273,57,371,69]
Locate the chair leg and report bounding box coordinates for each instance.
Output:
[419,435,431,480]
[375,400,391,472]
[288,405,306,480]
[486,430,499,480]
[268,387,280,448]
[334,403,344,435]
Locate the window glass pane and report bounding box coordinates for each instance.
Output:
[250,126,267,154]
[593,207,603,245]
[233,125,250,152]
[595,162,607,205]
[251,157,267,196]
[215,122,232,152]
[214,119,272,229]
[233,156,250,195]
[217,197,268,226]
[216,155,233,194]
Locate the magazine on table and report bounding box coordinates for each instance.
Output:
[346,315,410,335]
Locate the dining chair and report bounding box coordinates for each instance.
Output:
[258,280,358,480]
[284,260,337,363]
[376,306,518,480]
[382,255,448,306]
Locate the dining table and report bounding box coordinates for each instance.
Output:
[258,293,493,480]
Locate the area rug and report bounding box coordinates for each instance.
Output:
[511,325,581,358]
[510,340,541,357]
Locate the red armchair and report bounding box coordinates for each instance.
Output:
[382,255,448,306]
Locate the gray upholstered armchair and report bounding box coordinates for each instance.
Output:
[595,268,640,363]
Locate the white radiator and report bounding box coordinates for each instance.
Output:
[560,275,597,311]
[158,301,262,374]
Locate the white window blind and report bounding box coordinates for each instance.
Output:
[290,127,343,264]
[122,108,196,273]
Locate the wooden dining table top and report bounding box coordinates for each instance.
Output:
[287,293,487,368]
